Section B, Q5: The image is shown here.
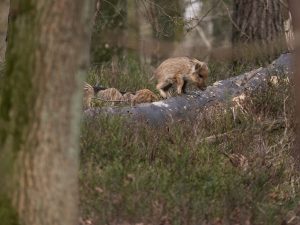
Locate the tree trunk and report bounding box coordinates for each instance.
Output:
[287,0,300,168]
[282,0,295,51]
[0,0,94,225]
[232,0,287,62]
[127,0,140,59]
[0,0,9,62]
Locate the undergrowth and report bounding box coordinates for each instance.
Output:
[79,73,299,225]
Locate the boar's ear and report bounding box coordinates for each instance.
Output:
[194,63,202,72]
[194,63,200,71]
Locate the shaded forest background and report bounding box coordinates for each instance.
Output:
[0,0,298,225]
[84,0,291,93]
[0,0,291,74]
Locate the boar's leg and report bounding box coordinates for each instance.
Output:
[156,82,171,98]
[176,76,185,95]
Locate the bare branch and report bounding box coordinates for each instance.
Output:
[186,0,222,33]
[277,0,289,9]
[220,0,250,40]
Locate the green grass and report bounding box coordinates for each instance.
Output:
[87,56,156,93]
[79,72,299,224]
[207,61,259,85]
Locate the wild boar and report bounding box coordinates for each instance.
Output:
[155,57,208,98]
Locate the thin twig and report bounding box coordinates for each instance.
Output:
[143,0,173,20]
[186,0,222,33]
[93,0,101,25]
[220,0,250,40]
[92,97,129,103]
[196,130,235,145]
[277,0,289,9]
[101,0,127,20]
[197,119,285,145]
[280,96,289,145]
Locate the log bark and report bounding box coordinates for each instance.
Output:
[0,0,94,225]
[84,53,293,125]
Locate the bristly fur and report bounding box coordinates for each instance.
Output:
[154,57,209,98]
[131,89,158,106]
[96,88,124,106]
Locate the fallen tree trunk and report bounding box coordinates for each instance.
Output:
[84,53,293,125]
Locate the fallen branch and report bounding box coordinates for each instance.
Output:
[84,53,293,125]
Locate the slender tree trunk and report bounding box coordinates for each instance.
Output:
[282,0,295,51]
[232,0,287,62]
[288,0,300,169]
[90,0,126,65]
[0,0,9,62]
[127,0,140,60]
[0,0,94,224]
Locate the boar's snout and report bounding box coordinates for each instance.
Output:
[197,83,207,91]
[199,85,207,91]
[201,86,207,91]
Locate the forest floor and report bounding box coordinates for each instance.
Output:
[79,57,300,225]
